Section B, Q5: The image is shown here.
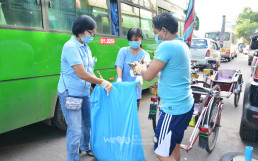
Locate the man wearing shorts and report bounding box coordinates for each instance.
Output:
[132,13,194,161]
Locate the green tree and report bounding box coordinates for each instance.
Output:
[234,7,258,44]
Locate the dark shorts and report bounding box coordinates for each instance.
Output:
[154,105,194,157]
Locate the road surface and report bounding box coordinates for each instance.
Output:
[0,53,257,161]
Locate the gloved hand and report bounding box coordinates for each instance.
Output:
[132,61,147,75]
[117,78,122,82]
[100,80,113,96]
[135,75,143,87]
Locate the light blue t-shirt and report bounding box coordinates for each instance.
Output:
[115,47,149,99]
[154,38,194,115]
[57,36,94,97]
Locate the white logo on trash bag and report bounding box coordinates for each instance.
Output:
[103,135,143,145]
[104,136,130,145]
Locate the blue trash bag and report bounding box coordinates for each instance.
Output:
[90,82,146,161]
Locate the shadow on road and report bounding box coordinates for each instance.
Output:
[0,123,65,147]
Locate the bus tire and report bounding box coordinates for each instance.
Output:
[52,100,67,132]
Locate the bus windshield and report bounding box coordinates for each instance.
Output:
[205,32,230,41]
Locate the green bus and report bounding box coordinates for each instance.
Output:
[0,0,185,134]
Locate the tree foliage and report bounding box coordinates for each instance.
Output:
[235,7,258,44]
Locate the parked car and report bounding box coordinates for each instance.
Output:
[190,38,220,70]
[240,62,258,141]
[248,35,258,65]
[244,45,249,55]
[251,50,258,75]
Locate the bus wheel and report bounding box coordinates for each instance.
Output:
[52,100,67,132]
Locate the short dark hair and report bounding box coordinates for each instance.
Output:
[72,15,97,37]
[152,13,178,34]
[127,27,144,41]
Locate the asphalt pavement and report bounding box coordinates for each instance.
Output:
[0,53,257,161]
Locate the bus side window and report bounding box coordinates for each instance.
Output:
[179,21,184,37]
[48,0,76,31]
[76,0,112,35]
[121,3,140,37]
[0,0,43,28]
[140,9,155,39]
[139,0,156,10]
[0,2,7,25]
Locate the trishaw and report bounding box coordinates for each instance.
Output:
[210,69,243,107]
[148,82,224,153]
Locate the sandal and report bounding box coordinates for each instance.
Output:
[79,149,94,157]
[86,150,94,157]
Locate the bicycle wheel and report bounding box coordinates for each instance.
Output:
[234,75,242,107]
[198,98,221,152]
[206,100,221,153]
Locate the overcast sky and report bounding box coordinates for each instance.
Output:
[195,0,258,36]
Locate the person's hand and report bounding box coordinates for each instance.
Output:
[100,80,113,96]
[136,76,143,87]
[116,78,122,82]
[132,61,147,75]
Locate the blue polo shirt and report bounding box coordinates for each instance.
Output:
[154,38,194,115]
[115,47,149,99]
[57,36,94,97]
